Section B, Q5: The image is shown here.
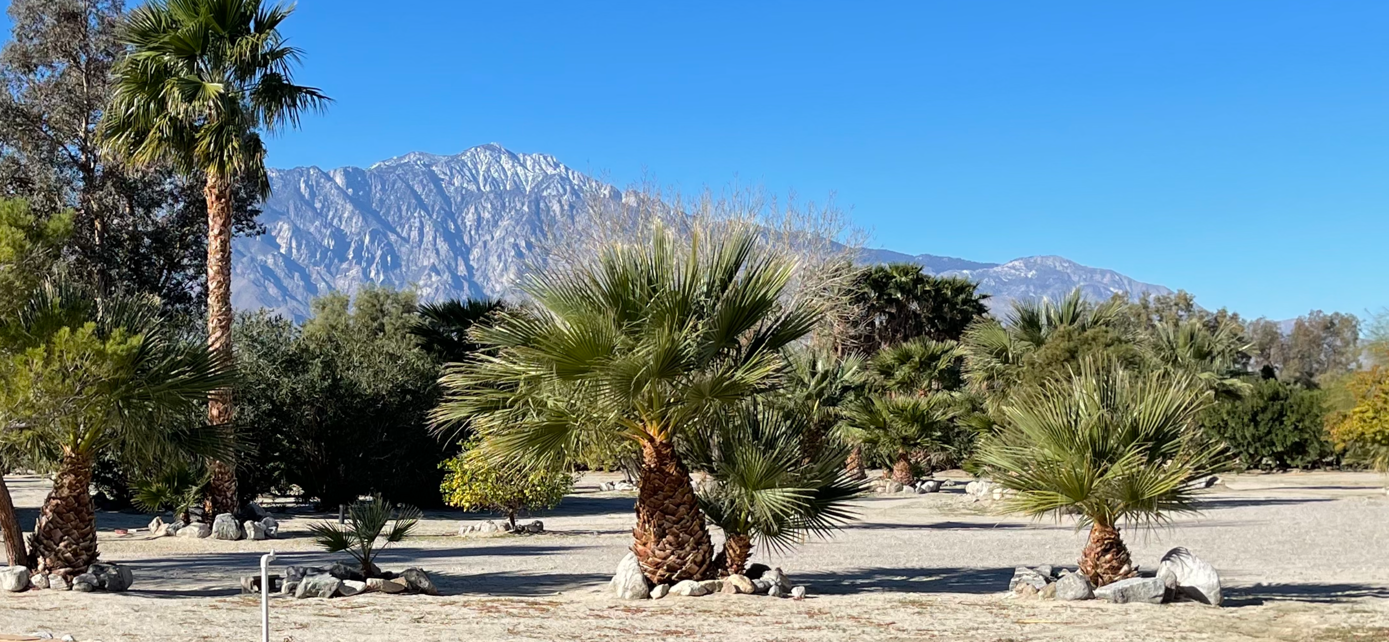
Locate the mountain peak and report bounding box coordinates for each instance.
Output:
[241,148,1170,320]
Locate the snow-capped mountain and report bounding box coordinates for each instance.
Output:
[236,144,1170,320]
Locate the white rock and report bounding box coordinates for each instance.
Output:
[696,579,723,594]
[147,516,167,537]
[1094,576,1166,604]
[244,521,268,541]
[366,577,407,594]
[609,552,650,599]
[211,513,242,540]
[791,585,806,600]
[883,480,903,494]
[178,522,211,539]
[649,583,669,599]
[1053,572,1094,601]
[669,579,708,597]
[1157,547,1221,606]
[260,517,280,538]
[338,579,369,597]
[0,566,30,592]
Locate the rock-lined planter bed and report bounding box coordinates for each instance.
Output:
[457,519,544,536]
[871,477,949,495]
[1009,547,1222,606]
[153,513,280,541]
[7,562,134,593]
[609,553,807,601]
[240,564,438,599]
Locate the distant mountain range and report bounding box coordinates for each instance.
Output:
[235,144,1171,320]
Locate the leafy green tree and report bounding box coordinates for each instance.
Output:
[0,0,263,319]
[440,438,573,531]
[234,286,445,508]
[0,281,232,577]
[1247,311,1360,385]
[975,362,1226,587]
[1200,377,1333,470]
[309,495,420,579]
[433,228,818,585]
[102,0,329,515]
[848,263,988,349]
[688,406,865,576]
[1328,338,1389,472]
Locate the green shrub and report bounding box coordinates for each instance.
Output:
[440,439,574,529]
[1200,377,1335,469]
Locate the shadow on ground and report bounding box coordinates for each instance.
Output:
[795,566,1014,595]
[1225,583,1389,606]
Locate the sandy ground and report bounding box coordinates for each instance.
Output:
[2,471,1388,642]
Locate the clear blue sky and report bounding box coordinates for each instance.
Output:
[12,1,1389,321]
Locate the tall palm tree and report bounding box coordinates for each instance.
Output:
[849,264,988,349]
[1143,317,1253,398]
[974,361,1226,587]
[687,406,865,576]
[432,229,818,585]
[0,281,232,577]
[100,0,329,516]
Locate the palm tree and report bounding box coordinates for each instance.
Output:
[849,264,988,349]
[432,228,818,584]
[100,0,329,516]
[0,281,232,577]
[409,298,505,364]
[781,348,866,464]
[309,495,420,579]
[1143,317,1253,398]
[844,392,963,485]
[974,361,1226,587]
[688,406,865,576]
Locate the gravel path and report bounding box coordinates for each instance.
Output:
[2,471,1386,641]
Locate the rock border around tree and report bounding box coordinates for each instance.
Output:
[267,565,434,599]
[609,553,807,601]
[1009,548,1222,607]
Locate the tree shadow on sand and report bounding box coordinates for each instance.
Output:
[1223,583,1389,606]
[793,566,1015,595]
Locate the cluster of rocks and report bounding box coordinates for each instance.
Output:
[598,480,637,492]
[610,553,807,601]
[5,562,134,593]
[457,519,544,536]
[873,478,947,495]
[965,479,1012,502]
[241,563,438,599]
[155,513,280,541]
[1009,547,1222,606]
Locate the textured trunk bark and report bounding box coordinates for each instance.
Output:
[631,439,713,585]
[891,450,914,485]
[845,445,866,481]
[720,533,753,577]
[1078,523,1136,587]
[0,474,28,568]
[31,453,97,578]
[204,173,237,519]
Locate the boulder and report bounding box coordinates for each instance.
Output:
[329,562,366,582]
[261,517,280,538]
[163,521,183,537]
[245,502,270,521]
[744,563,770,580]
[751,579,773,595]
[294,574,342,599]
[522,520,544,534]
[768,583,790,598]
[883,480,904,494]
[0,566,30,592]
[177,522,211,539]
[649,583,669,599]
[1013,583,1038,599]
[764,567,793,594]
[696,579,723,594]
[286,566,325,583]
[89,562,133,592]
[147,516,167,537]
[669,579,709,597]
[366,577,407,594]
[791,586,807,600]
[211,513,243,541]
[401,568,438,596]
[916,480,943,493]
[1053,572,1094,601]
[609,552,650,600]
[1008,567,1050,591]
[241,574,282,594]
[1094,576,1167,604]
[1157,547,1222,606]
[243,521,268,541]
[30,573,50,590]
[338,579,369,597]
[72,574,99,592]
[723,574,755,594]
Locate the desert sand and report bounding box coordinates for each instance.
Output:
[2,471,1387,642]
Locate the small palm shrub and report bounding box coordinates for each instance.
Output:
[309,496,421,579]
[688,406,866,576]
[975,361,1226,587]
[131,464,209,524]
[440,438,574,530]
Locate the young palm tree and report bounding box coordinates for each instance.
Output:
[844,392,963,485]
[781,348,866,464]
[0,281,232,577]
[100,0,329,516]
[688,406,865,576]
[974,361,1226,587]
[409,298,506,364]
[1143,317,1253,398]
[433,228,818,584]
[309,495,420,579]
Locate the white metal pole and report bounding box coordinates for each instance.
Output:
[261,549,277,642]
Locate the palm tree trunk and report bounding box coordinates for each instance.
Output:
[0,474,29,568]
[204,172,237,519]
[31,453,97,579]
[632,439,713,585]
[720,533,753,577]
[892,450,914,485]
[1078,523,1136,587]
[845,445,866,481]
